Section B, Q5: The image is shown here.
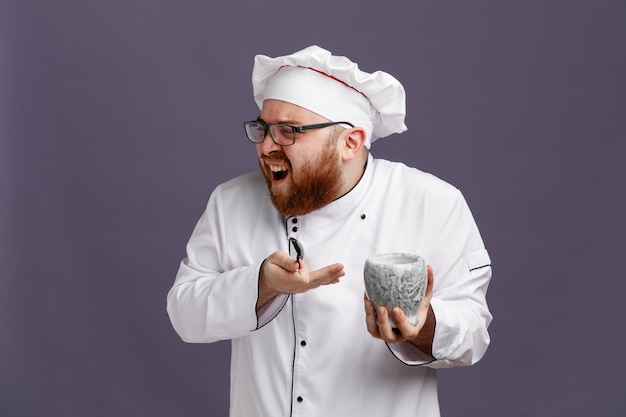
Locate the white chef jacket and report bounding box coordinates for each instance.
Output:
[167,154,492,417]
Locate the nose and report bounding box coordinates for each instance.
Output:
[257,131,282,155]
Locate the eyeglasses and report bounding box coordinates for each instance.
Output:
[243,120,354,146]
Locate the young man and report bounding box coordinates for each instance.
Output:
[167,45,492,416]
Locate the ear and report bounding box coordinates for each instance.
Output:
[339,127,367,162]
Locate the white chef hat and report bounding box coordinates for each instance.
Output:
[252,45,407,148]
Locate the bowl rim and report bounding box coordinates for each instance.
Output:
[365,252,423,265]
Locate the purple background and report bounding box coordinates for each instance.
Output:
[2,1,625,416]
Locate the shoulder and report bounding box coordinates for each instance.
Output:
[371,158,460,198]
[369,158,476,234]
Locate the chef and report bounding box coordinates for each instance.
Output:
[167,45,492,417]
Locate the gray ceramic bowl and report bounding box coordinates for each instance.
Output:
[364,253,427,327]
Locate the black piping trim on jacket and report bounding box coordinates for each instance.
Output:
[289,296,297,416]
[385,342,437,366]
[254,242,290,330]
[469,263,491,272]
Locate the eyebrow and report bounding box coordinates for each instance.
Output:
[256,116,303,126]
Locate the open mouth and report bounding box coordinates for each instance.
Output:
[269,165,289,181]
[270,165,289,182]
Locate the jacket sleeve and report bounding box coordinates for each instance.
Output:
[388,189,492,368]
[166,185,267,343]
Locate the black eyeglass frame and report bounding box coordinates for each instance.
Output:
[243,120,355,146]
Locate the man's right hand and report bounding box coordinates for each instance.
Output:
[257,251,345,309]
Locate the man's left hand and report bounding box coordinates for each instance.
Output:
[364,265,435,350]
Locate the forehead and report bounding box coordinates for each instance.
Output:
[260,99,330,124]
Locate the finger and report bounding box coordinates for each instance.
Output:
[287,262,344,293]
[261,253,309,295]
[424,265,434,300]
[376,306,401,342]
[267,251,300,272]
[310,263,345,286]
[391,307,418,340]
[364,295,381,338]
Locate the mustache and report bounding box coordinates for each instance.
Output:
[261,152,290,165]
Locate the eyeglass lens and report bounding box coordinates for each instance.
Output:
[246,122,295,145]
[245,123,265,143]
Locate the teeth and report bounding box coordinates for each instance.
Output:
[269,165,287,172]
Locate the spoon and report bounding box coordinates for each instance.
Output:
[289,237,304,261]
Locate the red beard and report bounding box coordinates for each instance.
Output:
[260,143,343,216]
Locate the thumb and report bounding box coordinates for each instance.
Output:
[267,251,300,272]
